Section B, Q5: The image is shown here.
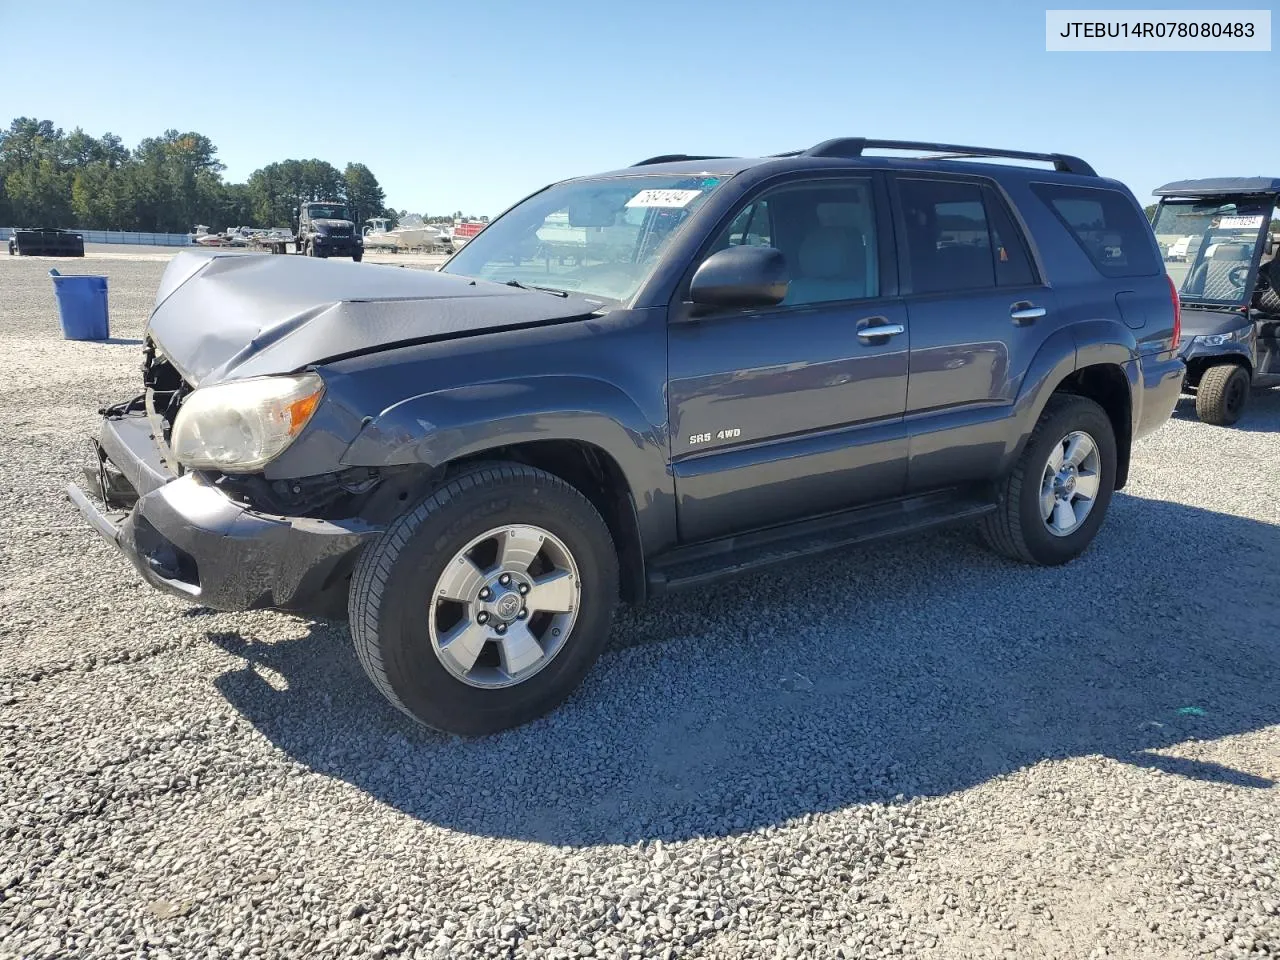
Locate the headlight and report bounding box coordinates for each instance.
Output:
[1197,331,1240,347]
[171,373,324,472]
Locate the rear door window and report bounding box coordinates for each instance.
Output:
[896,178,1037,294]
[1031,183,1161,278]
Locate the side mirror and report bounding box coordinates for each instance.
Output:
[689,246,789,310]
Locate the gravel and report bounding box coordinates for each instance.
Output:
[1,254,1277,960]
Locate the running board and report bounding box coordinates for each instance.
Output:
[646,490,996,595]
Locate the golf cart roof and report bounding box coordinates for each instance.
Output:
[1154,178,1280,198]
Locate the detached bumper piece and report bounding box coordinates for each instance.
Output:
[67,412,378,618]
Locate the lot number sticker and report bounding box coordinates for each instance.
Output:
[626,189,703,209]
[1218,215,1264,229]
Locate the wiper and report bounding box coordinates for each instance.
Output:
[505,279,569,298]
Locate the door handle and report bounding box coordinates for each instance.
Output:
[1011,302,1046,326]
[856,322,906,343]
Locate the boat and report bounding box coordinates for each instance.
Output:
[362,218,401,250]
[363,214,442,251]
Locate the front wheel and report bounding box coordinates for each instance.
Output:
[349,463,619,735]
[1195,363,1250,426]
[351,249,363,262]
[981,394,1117,566]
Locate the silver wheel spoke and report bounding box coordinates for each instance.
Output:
[498,621,544,677]
[437,617,489,675]
[1062,433,1094,468]
[1052,499,1075,533]
[498,527,544,573]
[1074,471,1100,501]
[436,555,487,602]
[1040,479,1057,521]
[525,569,576,614]
[1046,441,1065,473]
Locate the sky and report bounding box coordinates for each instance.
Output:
[1,0,1276,218]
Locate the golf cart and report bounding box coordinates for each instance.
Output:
[1152,178,1280,425]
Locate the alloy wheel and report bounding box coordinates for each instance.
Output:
[427,525,581,689]
[1040,430,1102,537]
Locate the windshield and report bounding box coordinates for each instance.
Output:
[307,204,351,220]
[1152,197,1272,305]
[440,173,729,302]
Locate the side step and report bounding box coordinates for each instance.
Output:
[646,489,996,595]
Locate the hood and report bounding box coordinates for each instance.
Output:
[147,251,600,386]
[1179,305,1253,339]
[311,218,352,229]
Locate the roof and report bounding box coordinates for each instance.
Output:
[1154,178,1280,197]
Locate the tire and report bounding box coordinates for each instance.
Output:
[351,250,363,263]
[349,463,619,735]
[1195,363,1250,426]
[980,393,1117,566]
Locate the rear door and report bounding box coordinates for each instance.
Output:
[667,173,910,543]
[890,174,1061,490]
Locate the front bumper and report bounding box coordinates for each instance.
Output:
[1178,337,1255,375]
[67,413,378,618]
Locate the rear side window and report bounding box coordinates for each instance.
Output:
[897,178,1037,294]
[1031,183,1160,278]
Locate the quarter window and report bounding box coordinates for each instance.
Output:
[1031,182,1161,278]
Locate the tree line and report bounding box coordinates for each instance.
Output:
[0,118,397,233]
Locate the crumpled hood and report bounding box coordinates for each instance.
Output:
[147,251,600,386]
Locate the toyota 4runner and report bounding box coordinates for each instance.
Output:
[69,138,1185,735]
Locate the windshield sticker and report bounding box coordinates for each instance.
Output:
[626,189,703,209]
[1217,215,1264,229]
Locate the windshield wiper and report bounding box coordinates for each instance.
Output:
[505,279,569,298]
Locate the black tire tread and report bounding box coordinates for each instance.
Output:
[348,461,612,726]
[980,393,1105,564]
[1195,363,1248,426]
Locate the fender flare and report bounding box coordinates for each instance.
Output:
[999,319,1139,479]
[339,374,676,554]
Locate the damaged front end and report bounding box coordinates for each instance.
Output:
[68,343,388,620]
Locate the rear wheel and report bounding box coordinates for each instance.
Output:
[981,394,1117,566]
[349,463,619,735]
[1195,363,1250,426]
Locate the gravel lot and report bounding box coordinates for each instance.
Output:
[1,254,1277,960]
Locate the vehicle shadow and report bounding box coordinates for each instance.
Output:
[211,493,1280,846]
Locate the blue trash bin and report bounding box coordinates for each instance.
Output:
[49,269,110,341]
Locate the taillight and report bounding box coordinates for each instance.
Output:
[1167,273,1181,351]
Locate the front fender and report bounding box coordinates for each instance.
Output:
[339,375,676,552]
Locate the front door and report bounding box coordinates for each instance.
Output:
[667,175,911,543]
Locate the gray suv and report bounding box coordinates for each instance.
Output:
[70,138,1184,734]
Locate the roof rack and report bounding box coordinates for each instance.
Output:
[800,138,1097,177]
[631,154,728,167]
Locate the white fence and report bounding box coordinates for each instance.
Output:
[2,227,192,247]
